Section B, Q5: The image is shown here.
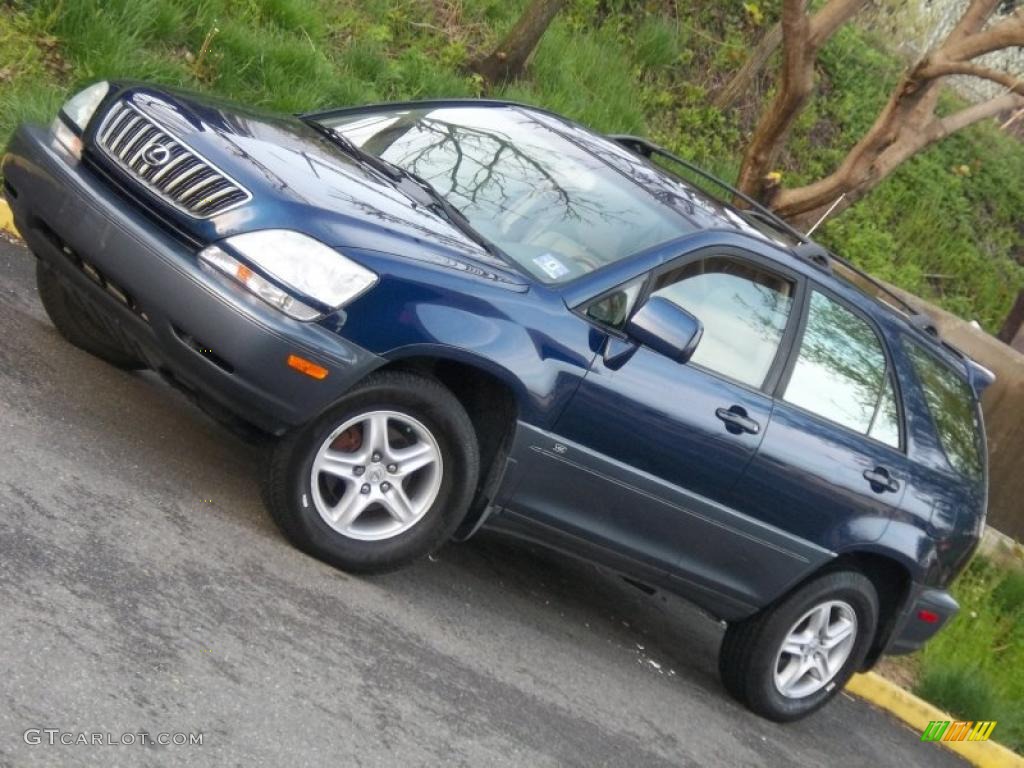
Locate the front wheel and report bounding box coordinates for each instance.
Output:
[718,570,878,721]
[262,371,480,573]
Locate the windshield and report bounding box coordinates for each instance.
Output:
[320,105,697,283]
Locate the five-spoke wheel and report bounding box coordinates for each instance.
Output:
[262,370,479,573]
[310,410,443,541]
[773,600,858,699]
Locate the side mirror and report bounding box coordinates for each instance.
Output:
[625,296,703,363]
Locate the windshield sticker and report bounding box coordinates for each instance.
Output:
[533,253,570,280]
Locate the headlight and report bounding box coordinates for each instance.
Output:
[199,230,378,321]
[60,81,110,132]
[51,81,110,159]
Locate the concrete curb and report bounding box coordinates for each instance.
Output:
[0,199,19,238]
[847,672,1023,767]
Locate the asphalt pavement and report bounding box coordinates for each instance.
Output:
[0,236,966,767]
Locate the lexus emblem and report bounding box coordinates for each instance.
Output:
[142,143,172,167]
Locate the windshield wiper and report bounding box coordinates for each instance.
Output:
[389,166,508,261]
[303,118,507,262]
[301,117,404,181]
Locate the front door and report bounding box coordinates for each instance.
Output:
[504,248,826,613]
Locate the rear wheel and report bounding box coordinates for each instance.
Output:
[718,570,878,721]
[262,371,479,573]
[36,260,146,370]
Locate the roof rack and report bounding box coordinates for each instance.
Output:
[607,134,810,246]
[607,133,920,319]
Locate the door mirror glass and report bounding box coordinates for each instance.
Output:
[625,296,703,363]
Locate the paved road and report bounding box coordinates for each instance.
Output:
[0,237,965,767]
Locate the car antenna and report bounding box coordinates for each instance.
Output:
[805,194,846,237]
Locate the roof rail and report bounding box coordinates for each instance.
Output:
[607,133,921,318]
[608,135,811,245]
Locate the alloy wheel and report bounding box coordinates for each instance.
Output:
[310,409,443,541]
[772,599,858,699]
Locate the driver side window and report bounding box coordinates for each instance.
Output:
[650,255,795,388]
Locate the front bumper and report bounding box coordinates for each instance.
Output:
[885,586,959,656]
[2,124,382,434]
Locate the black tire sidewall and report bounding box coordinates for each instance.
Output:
[269,373,479,572]
[736,571,878,721]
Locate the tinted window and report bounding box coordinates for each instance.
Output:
[906,342,984,481]
[650,256,794,387]
[784,291,900,447]
[323,107,696,283]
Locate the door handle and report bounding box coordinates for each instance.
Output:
[715,406,761,435]
[863,467,900,494]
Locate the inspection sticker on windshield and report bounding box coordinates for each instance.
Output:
[533,253,570,280]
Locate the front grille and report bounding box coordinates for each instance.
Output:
[95,101,251,219]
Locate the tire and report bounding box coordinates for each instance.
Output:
[36,260,146,370]
[262,370,480,573]
[718,570,878,722]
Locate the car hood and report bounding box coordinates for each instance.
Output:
[89,85,526,287]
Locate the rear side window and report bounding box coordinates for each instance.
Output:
[783,291,901,448]
[905,342,984,481]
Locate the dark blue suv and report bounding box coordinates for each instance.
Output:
[2,82,992,721]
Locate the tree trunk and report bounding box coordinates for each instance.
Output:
[734,0,869,201]
[713,22,782,110]
[470,0,566,84]
[997,289,1024,344]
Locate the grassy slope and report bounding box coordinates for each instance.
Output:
[0,0,1022,327]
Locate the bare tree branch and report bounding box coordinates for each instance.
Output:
[945,0,1004,43]
[919,60,1024,95]
[932,90,1024,137]
[941,8,1024,62]
[808,0,871,45]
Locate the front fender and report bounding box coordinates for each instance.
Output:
[332,249,601,428]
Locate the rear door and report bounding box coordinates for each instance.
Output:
[736,286,913,560]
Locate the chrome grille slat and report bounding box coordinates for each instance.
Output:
[126,130,162,167]
[163,163,207,193]
[111,116,144,154]
[150,150,191,184]
[95,100,251,218]
[177,174,223,204]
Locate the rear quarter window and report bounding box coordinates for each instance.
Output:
[905,340,984,482]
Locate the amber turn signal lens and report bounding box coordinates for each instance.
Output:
[287,354,328,380]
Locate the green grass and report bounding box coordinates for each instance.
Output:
[915,557,1024,751]
[1,0,1022,329]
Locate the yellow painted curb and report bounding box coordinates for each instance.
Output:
[0,198,19,238]
[847,672,1024,768]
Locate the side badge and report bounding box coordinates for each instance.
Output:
[553,443,567,455]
